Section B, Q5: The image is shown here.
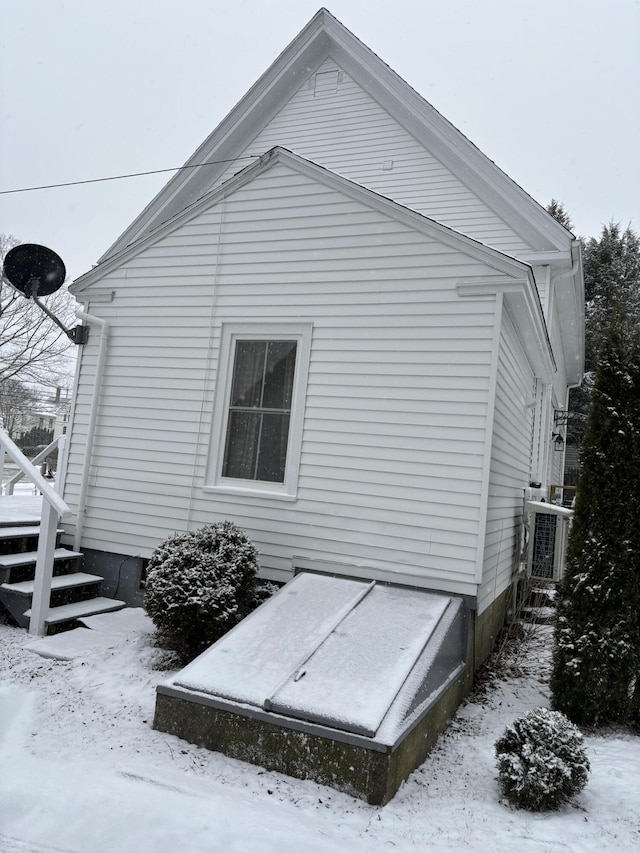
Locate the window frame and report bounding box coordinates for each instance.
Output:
[205,322,312,500]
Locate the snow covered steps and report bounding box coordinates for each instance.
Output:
[0,547,82,570]
[519,582,557,625]
[0,519,126,633]
[24,597,126,627]
[3,572,103,596]
[520,605,556,625]
[0,525,62,541]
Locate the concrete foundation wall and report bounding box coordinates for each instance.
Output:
[473,584,512,666]
[76,547,145,607]
[155,653,473,807]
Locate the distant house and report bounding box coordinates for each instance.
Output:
[63,9,583,669]
[5,386,69,446]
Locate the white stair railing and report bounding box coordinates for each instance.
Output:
[4,435,67,495]
[1,428,72,636]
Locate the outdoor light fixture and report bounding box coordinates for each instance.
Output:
[552,432,565,451]
[1,243,88,344]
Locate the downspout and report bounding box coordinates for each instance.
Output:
[73,309,109,551]
[550,238,582,376]
[551,249,580,284]
[550,240,584,406]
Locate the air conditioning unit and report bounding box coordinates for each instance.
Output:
[525,501,574,582]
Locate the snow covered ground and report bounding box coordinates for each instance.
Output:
[1,611,638,852]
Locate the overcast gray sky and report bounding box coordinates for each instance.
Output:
[1,0,638,284]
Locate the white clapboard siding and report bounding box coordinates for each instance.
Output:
[64,160,518,597]
[478,309,535,614]
[550,427,566,487]
[202,58,534,255]
[531,266,550,319]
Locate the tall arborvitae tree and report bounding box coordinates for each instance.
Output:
[582,223,640,371]
[546,199,575,233]
[567,223,640,447]
[551,310,640,726]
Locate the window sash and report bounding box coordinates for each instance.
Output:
[222,340,297,484]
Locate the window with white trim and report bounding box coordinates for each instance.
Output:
[223,339,296,483]
[206,324,312,499]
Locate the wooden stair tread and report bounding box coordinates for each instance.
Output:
[0,548,82,569]
[25,597,126,625]
[1,572,102,596]
[0,526,63,540]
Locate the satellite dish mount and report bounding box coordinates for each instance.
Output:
[1,244,88,344]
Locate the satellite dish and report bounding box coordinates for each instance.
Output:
[1,243,87,344]
[2,243,66,297]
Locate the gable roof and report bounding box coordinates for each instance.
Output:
[71,145,556,382]
[74,146,535,290]
[97,8,573,264]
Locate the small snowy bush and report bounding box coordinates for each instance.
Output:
[495,707,590,811]
[144,522,259,661]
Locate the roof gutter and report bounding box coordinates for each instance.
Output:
[550,239,585,387]
[551,244,580,283]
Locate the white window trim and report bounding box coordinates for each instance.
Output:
[204,322,312,500]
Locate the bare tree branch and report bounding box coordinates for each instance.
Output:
[0,378,42,438]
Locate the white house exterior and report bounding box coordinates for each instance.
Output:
[63,9,583,662]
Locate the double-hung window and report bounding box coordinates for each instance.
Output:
[207,324,312,499]
[223,340,296,483]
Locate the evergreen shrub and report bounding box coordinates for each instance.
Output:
[551,311,640,726]
[495,707,590,811]
[144,521,259,661]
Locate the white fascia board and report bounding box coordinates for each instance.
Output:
[97,9,572,266]
[72,147,532,293]
[518,250,573,266]
[457,276,556,381]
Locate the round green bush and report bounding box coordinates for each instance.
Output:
[144,521,259,661]
[495,707,590,811]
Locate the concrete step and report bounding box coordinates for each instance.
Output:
[1,572,103,597]
[25,597,127,627]
[521,605,556,625]
[0,526,61,540]
[0,548,82,569]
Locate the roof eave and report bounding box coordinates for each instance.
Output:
[72,146,532,294]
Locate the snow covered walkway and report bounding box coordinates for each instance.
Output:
[1,611,638,852]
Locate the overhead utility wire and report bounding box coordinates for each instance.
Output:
[0,154,260,195]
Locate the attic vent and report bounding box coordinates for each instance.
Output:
[311,69,342,97]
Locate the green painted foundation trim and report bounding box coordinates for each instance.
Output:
[473,585,512,665]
